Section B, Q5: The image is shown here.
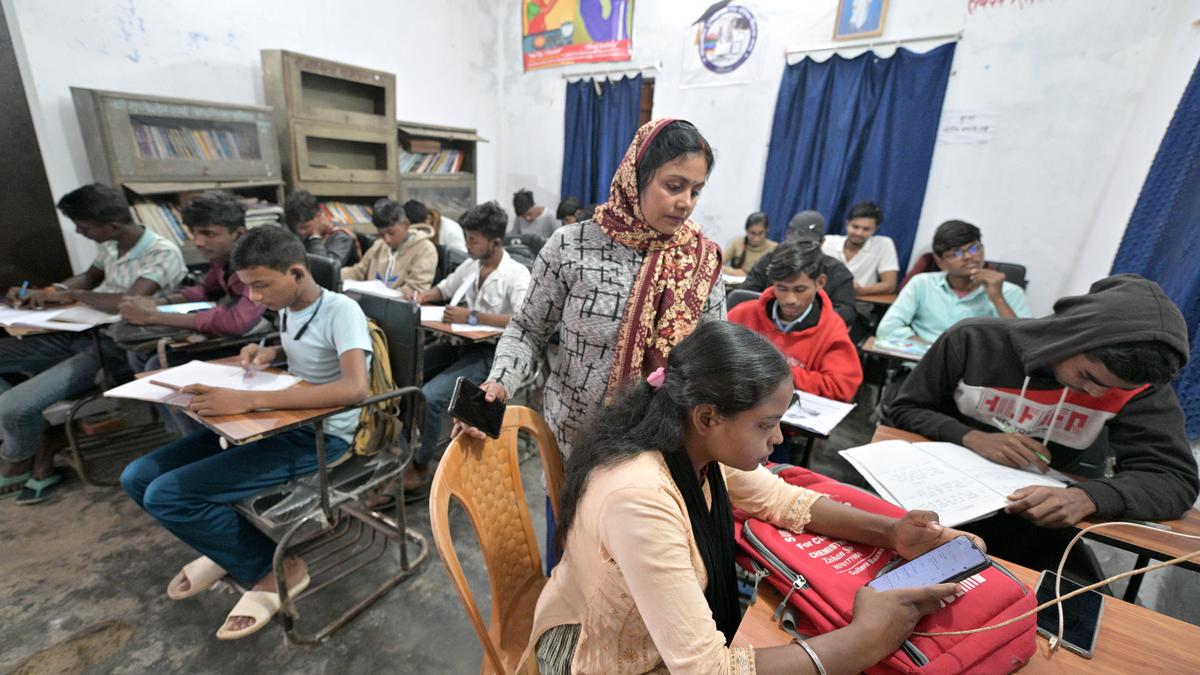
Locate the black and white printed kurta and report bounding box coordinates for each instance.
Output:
[489,221,727,460]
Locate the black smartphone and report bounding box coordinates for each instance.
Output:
[1035,570,1103,659]
[447,377,505,439]
[867,535,990,591]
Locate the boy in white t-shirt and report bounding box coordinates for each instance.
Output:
[121,225,373,640]
[822,201,900,296]
[409,200,531,492]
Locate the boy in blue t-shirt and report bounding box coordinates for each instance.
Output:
[121,225,372,640]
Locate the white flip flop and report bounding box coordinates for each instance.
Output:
[215,573,311,641]
[167,556,228,601]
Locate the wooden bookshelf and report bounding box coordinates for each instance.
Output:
[397,121,486,221]
[262,50,397,226]
[71,87,285,266]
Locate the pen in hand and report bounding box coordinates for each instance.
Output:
[243,335,269,378]
[992,416,1052,464]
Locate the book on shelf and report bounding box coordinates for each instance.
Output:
[319,201,374,226]
[131,122,250,161]
[398,148,464,174]
[408,139,442,154]
[132,201,190,247]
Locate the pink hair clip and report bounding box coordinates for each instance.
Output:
[646,367,666,390]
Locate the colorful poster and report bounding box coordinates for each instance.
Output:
[522,1,634,72]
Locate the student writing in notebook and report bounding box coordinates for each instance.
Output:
[117,191,269,436]
[341,198,437,294]
[884,274,1198,579]
[406,201,530,494]
[527,321,979,674]
[0,184,185,504]
[121,225,373,640]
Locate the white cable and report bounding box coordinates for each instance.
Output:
[911,520,1200,653]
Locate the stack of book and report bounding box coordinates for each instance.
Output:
[398,148,464,174]
[132,201,190,246]
[131,122,250,161]
[320,201,373,226]
[243,200,284,229]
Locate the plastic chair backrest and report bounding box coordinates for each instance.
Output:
[306,253,341,292]
[726,288,761,311]
[429,406,564,675]
[351,294,421,390]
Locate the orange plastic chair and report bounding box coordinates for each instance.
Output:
[429,405,564,675]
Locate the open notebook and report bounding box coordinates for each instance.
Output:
[839,440,1072,527]
[0,305,119,332]
[104,360,300,407]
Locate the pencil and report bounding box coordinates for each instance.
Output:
[148,379,183,392]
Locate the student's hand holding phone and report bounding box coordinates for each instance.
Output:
[442,305,470,324]
[888,510,986,560]
[849,582,961,653]
[962,430,1051,472]
[119,296,158,325]
[239,343,277,377]
[181,384,255,416]
[451,380,509,441]
[1004,486,1096,527]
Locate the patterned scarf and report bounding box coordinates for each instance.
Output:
[594,118,723,397]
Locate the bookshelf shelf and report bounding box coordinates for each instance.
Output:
[397,121,486,221]
[71,87,286,268]
[262,50,397,215]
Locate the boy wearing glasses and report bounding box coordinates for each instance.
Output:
[877,220,1028,343]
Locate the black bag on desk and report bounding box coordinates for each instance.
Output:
[107,322,198,353]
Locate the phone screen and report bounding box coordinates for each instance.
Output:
[867,536,990,591]
[448,377,506,439]
[1035,571,1102,657]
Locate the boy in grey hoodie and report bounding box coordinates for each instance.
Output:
[886,274,1197,574]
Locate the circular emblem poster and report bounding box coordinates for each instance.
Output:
[699,6,758,74]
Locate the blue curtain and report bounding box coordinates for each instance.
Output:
[561,74,642,207]
[1110,59,1200,437]
[759,44,956,271]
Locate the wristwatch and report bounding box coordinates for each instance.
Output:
[467,310,479,326]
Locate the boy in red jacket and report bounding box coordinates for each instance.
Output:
[729,242,863,402]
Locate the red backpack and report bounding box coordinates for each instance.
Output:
[734,465,1036,674]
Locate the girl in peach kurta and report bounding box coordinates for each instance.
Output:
[525,322,985,675]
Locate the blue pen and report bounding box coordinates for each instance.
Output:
[18,280,29,299]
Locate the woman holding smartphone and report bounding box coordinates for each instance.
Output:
[525,321,983,674]
[462,119,726,465]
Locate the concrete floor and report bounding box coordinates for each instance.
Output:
[3,383,1197,673]
[1,446,549,674]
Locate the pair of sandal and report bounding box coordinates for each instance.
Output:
[0,470,62,505]
[168,555,310,640]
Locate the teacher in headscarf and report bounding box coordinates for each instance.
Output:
[467,118,725,464]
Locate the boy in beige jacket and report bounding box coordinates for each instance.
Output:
[341,198,438,294]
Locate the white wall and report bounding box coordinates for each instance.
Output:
[7,0,507,273]
[493,0,1200,315]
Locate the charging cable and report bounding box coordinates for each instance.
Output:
[911,520,1200,657]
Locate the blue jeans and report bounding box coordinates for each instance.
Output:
[127,351,201,438]
[0,332,128,463]
[120,427,349,585]
[418,341,494,466]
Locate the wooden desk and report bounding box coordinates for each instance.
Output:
[870,426,1200,599]
[857,293,897,306]
[733,559,1200,673]
[861,336,924,363]
[138,356,341,445]
[420,320,503,343]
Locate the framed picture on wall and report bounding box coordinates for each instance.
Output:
[833,0,889,41]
